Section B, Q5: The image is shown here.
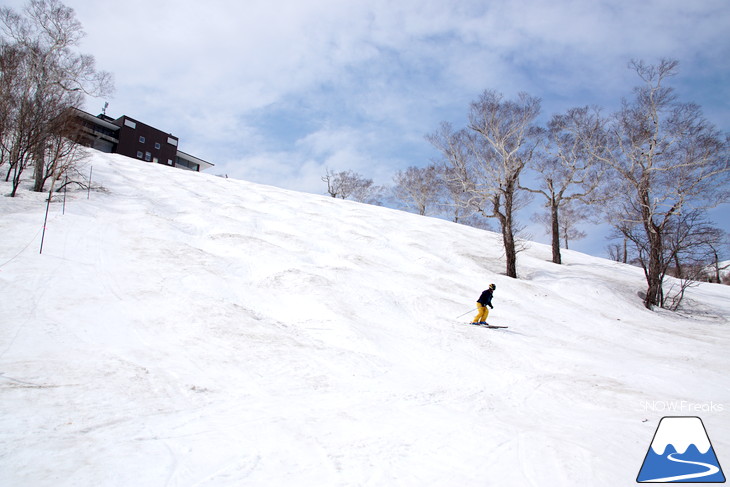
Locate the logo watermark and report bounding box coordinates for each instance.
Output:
[637,416,725,483]
[640,400,725,414]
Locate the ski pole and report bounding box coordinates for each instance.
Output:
[456,308,476,319]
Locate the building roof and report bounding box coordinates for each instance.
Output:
[177,150,215,170]
[73,108,120,132]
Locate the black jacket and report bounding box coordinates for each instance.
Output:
[477,289,493,308]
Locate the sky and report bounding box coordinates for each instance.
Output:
[4,0,729,257]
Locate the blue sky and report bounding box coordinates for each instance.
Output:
[7,0,728,258]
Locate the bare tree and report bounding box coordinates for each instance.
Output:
[664,211,716,278]
[705,233,729,284]
[436,165,481,226]
[321,168,383,204]
[468,91,542,278]
[0,44,22,173]
[392,164,443,216]
[429,91,541,278]
[352,180,386,206]
[427,123,483,225]
[532,199,588,251]
[522,106,605,264]
[661,210,726,309]
[606,241,629,264]
[322,168,342,198]
[38,113,91,191]
[0,42,41,194]
[0,0,112,196]
[589,59,730,309]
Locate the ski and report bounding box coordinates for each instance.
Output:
[466,322,508,329]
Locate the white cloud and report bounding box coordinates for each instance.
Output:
[2,0,726,255]
[6,0,726,190]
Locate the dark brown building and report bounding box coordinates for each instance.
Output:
[74,109,214,172]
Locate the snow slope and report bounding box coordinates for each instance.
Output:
[1,152,728,486]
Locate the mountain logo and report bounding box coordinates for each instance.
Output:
[637,416,725,483]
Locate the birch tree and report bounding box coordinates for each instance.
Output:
[322,168,384,204]
[532,199,588,251]
[427,124,478,222]
[0,0,112,196]
[704,233,729,284]
[429,91,541,278]
[522,106,605,264]
[590,59,730,309]
[392,164,443,216]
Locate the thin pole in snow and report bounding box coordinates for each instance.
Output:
[40,189,52,254]
[62,175,67,215]
[87,165,93,200]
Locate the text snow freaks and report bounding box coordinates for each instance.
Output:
[640,401,725,413]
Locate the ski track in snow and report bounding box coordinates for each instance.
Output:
[0,152,729,486]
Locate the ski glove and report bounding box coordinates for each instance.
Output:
[489,304,494,309]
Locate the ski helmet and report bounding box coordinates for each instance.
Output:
[489,283,496,290]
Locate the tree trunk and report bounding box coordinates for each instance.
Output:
[644,221,664,309]
[32,145,45,193]
[550,201,562,264]
[645,259,663,308]
[495,192,518,278]
[503,225,518,278]
[673,252,683,279]
[712,250,721,283]
[11,161,22,197]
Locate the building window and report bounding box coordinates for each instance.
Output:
[124,119,137,129]
[154,142,161,150]
[176,157,199,171]
[145,152,152,162]
[139,136,145,143]
[167,137,178,146]
[136,151,143,159]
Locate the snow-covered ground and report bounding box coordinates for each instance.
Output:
[1,152,728,486]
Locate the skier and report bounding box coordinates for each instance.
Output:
[472,284,496,325]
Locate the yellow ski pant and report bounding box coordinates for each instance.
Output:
[472,302,490,323]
